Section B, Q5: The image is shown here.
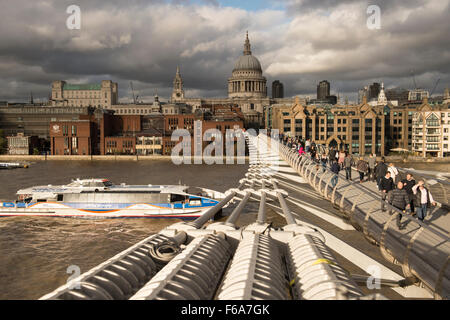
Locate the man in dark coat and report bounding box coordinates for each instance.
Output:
[330,159,340,188]
[343,153,354,180]
[401,173,416,213]
[375,157,388,187]
[329,147,337,163]
[379,171,394,212]
[388,181,411,229]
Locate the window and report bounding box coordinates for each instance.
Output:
[71,125,77,136]
[426,114,439,127]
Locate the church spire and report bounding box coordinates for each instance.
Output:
[243,31,252,55]
[171,65,184,102]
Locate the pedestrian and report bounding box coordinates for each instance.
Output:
[356,157,368,183]
[368,153,377,182]
[379,171,394,212]
[329,147,336,164]
[310,146,316,160]
[305,139,311,153]
[321,153,328,173]
[388,181,411,229]
[401,173,416,213]
[338,150,346,169]
[298,146,305,156]
[343,153,354,180]
[412,180,437,222]
[388,163,399,184]
[375,157,388,187]
[330,159,340,188]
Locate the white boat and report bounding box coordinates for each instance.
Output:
[0,178,225,219]
[0,162,29,169]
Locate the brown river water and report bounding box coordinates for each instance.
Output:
[0,160,249,299]
[0,159,447,300]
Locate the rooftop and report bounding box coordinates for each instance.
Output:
[63,83,102,91]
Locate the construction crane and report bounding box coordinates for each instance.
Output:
[130,81,137,104]
[410,70,418,89]
[430,78,440,96]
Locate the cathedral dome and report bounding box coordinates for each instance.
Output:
[232,32,262,73]
[233,55,262,72]
[228,32,267,99]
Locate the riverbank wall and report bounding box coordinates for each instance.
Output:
[0,155,250,162]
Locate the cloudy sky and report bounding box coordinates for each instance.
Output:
[0,0,449,103]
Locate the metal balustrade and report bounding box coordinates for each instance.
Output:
[272,135,449,299]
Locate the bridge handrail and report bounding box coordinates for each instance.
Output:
[278,141,448,241]
[264,134,449,299]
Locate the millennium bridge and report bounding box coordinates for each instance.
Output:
[40,133,449,300]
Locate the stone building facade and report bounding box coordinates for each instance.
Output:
[269,96,448,156]
[51,80,118,108]
[7,133,39,155]
[168,33,297,129]
[412,98,450,157]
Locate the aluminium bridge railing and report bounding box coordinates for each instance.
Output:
[313,144,450,205]
[40,138,374,300]
[263,134,449,299]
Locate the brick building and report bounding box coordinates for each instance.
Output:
[50,120,96,155]
[104,136,136,155]
[100,114,141,155]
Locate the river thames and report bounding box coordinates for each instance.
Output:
[0,159,448,299]
[0,160,249,299]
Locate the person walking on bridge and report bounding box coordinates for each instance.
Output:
[329,147,337,164]
[388,181,411,230]
[368,153,377,182]
[338,150,346,169]
[388,163,399,184]
[305,139,311,153]
[401,173,416,213]
[379,171,394,212]
[356,157,368,183]
[298,146,306,157]
[330,159,340,188]
[375,157,388,187]
[412,180,437,222]
[344,153,354,180]
[320,153,328,173]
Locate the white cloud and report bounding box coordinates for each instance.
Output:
[0,0,448,102]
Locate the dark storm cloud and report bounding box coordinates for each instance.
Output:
[0,0,448,103]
